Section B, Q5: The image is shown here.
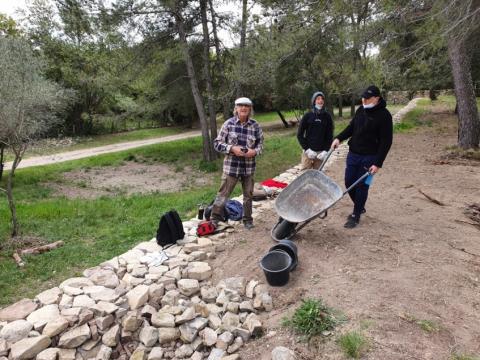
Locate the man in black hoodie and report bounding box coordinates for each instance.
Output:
[297,91,334,170]
[331,85,393,228]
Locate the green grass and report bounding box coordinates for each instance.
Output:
[451,354,480,360]
[0,130,301,305]
[282,298,345,340]
[337,331,369,359]
[416,319,439,333]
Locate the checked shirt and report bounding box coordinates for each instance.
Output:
[214,116,264,177]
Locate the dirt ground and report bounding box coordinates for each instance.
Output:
[210,106,480,359]
[49,162,214,198]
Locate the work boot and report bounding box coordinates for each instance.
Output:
[243,221,255,230]
[346,208,366,221]
[344,214,360,229]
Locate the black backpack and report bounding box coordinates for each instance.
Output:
[156,210,185,246]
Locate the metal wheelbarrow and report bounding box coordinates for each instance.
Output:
[271,149,371,241]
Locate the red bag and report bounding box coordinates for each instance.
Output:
[196,221,217,237]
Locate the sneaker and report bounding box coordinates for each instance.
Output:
[344,215,359,229]
[243,221,255,230]
[346,208,366,221]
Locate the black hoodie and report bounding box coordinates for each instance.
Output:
[336,98,393,167]
[297,108,334,152]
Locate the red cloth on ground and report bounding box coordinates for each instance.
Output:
[260,179,288,188]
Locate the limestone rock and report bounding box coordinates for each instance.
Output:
[83,286,118,302]
[101,324,120,347]
[157,328,180,345]
[175,344,194,358]
[134,241,162,253]
[175,307,196,325]
[95,345,112,360]
[87,269,119,289]
[179,317,208,343]
[217,277,246,296]
[216,331,233,350]
[59,278,94,291]
[27,304,60,330]
[72,295,95,308]
[151,313,175,328]
[227,336,243,354]
[221,312,240,332]
[271,346,295,360]
[36,288,62,306]
[126,285,149,310]
[122,273,145,287]
[232,327,250,342]
[0,338,8,357]
[244,313,263,337]
[62,286,83,297]
[59,294,73,308]
[42,317,69,337]
[201,327,217,347]
[122,312,142,332]
[261,293,273,312]
[226,303,239,314]
[9,335,51,360]
[95,315,114,331]
[222,355,240,360]
[36,347,59,360]
[200,287,218,303]
[148,284,165,299]
[208,314,222,330]
[206,348,225,360]
[0,299,38,322]
[0,320,32,343]
[131,265,148,278]
[57,348,75,360]
[130,347,146,360]
[161,290,180,307]
[91,301,118,316]
[118,249,144,265]
[245,280,258,299]
[177,279,200,297]
[184,262,212,281]
[139,326,158,347]
[58,323,90,348]
[147,347,163,360]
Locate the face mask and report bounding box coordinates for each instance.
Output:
[315,104,323,110]
[363,103,375,109]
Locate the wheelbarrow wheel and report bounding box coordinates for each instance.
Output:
[271,217,297,242]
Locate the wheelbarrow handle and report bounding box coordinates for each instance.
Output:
[317,148,335,172]
[343,171,371,196]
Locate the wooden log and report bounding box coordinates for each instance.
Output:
[20,241,64,256]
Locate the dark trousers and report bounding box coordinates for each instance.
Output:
[212,173,254,223]
[345,152,376,216]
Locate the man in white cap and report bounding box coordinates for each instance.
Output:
[211,97,264,229]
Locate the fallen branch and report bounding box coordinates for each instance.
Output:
[20,241,64,256]
[418,189,445,206]
[13,252,25,267]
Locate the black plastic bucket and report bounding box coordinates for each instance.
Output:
[260,250,292,286]
[269,239,298,271]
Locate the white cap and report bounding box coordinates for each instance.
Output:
[234,97,253,106]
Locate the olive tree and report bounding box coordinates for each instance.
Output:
[0,37,73,237]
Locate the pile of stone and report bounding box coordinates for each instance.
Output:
[0,234,276,360]
[0,165,321,360]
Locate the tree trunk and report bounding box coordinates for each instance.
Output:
[200,0,218,148]
[237,0,248,97]
[447,38,480,149]
[209,0,231,121]
[275,110,289,128]
[6,151,22,237]
[338,94,343,118]
[175,10,214,161]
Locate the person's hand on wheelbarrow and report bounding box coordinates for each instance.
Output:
[369,165,379,174]
[330,138,340,149]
